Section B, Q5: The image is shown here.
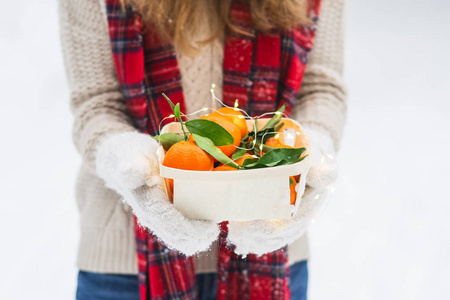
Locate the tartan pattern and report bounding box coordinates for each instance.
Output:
[217,223,290,300]
[222,1,283,116]
[105,0,321,299]
[106,1,148,132]
[141,30,187,135]
[135,218,198,300]
[223,0,321,117]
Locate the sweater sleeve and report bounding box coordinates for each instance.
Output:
[58,0,136,171]
[292,0,347,151]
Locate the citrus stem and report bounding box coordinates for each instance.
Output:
[182,129,188,141]
[179,120,189,141]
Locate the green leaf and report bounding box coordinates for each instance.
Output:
[241,162,266,169]
[274,122,285,133]
[185,119,234,146]
[154,133,184,151]
[290,178,294,185]
[242,147,306,169]
[270,153,308,168]
[231,147,247,161]
[162,93,176,111]
[162,93,188,140]
[259,104,287,132]
[191,134,240,169]
[289,154,308,164]
[254,143,277,154]
[174,103,182,122]
[258,148,306,165]
[260,131,277,144]
[241,158,259,167]
[162,93,181,123]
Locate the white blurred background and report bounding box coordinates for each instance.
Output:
[1,0,449,299]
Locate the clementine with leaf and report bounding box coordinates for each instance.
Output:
[213,107,248,137]
[234,152,255,165]
[163,140,214,171]
[213,152,256,171]
[200,114,241,157]
[162,140,214,194]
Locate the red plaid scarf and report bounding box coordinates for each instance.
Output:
[105,0,321,299]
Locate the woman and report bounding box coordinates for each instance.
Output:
[59,0,346,299]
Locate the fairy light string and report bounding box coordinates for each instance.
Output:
[156,88,337,216]
[157,87,319,163]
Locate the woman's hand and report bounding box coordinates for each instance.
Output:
[96,132,220,256]
[227,127,337,256]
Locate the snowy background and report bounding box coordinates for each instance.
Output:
[1,0,449,299]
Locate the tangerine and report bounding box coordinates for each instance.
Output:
[213,164,237,171]
[200,114,241,157]
[234,152,255,165]
[163,140,214,171]
[213,107,248,137]
[162,140,214,194]
[213,152,256,171]
[266,134,309,157]
[262,136,298,156]
[265,137,293,148]
[289,176,298,205]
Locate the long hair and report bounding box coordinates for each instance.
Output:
[121,0,310,56]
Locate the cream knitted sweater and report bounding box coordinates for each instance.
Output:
[58,0,347,274]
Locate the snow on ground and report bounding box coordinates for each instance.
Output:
[0,0,449,299]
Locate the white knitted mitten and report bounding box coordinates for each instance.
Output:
[96,132,220,256]
[227,126,337,256]
[227,186,330,256]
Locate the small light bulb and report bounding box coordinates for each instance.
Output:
[211,83,216,89]
[274,133,280,140]
[234,99,239,108]
[202,107,208,111]
[169,114,175,118]
[210,88,214,93]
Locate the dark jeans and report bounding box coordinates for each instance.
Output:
[76,261,308,300]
